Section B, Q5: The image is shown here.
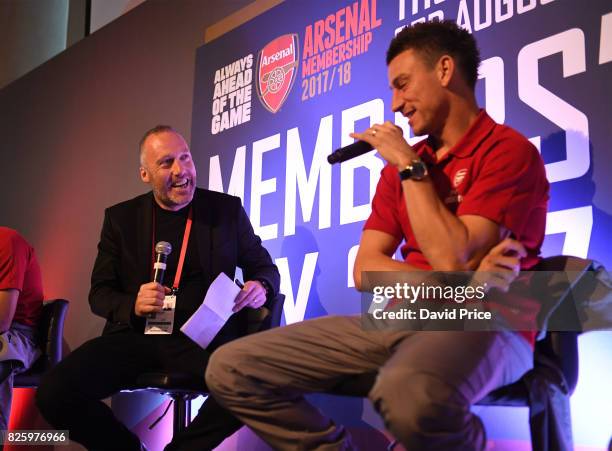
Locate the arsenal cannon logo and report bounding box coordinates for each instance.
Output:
[256,34,299,113]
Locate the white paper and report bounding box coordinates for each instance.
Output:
[180,272,241,349]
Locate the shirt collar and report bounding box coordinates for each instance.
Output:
[415,109,496,164]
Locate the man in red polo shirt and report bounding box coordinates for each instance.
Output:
[0,227,43,432]
[206,20,548,450]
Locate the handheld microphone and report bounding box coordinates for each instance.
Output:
[327,141,374,164]
[153,241,172,284]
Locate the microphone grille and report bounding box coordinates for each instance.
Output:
[155,241,172,256]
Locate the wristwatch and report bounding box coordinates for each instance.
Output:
[398,160,428,181]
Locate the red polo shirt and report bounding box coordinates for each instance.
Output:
[365,110,549,344]
[0,227,44,327]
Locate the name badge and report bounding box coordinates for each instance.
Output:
[145,294,176,335]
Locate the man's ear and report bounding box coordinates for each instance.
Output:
[140,166,149,183]
[437,55,455,87]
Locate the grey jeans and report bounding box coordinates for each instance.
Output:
[206,315,532,451]
[0,323,39,431]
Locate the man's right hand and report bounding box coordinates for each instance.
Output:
[134,282,170,317]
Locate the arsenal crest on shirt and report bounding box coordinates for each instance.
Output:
[256,34,299,113]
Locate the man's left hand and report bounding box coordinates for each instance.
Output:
[350,121,418,169]
[233,280,267,312]
[474,238,527,293]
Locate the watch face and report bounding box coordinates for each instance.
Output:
[399,160,427,181]
[412,161,426,179]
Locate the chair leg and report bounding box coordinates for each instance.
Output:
[185,397,192,427]
[170,394,193,435]
[172,394,189,437]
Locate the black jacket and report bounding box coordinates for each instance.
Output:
[89,188,280,346]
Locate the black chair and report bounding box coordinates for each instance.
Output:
[126,293,286,437]
[14,299,69,388]
[476,255,590,451]
[332,256,590,451]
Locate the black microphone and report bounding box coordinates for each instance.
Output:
[327,141,374,164]
[153,241,172,284]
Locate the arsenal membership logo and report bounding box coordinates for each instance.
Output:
[256,34,299,113]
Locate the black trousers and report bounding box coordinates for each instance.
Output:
[36,329,241,451]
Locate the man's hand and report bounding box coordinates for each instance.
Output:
[233,281,267,313]
[474,238,527,293]
[350,121,418,169]
[134,282,170,317]
[0,289,19,332]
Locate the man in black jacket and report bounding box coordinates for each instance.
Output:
[36,125,280,451]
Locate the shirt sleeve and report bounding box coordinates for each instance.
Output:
[364,165,404,239]
[457,137,548,237]
[0,230,28,291]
